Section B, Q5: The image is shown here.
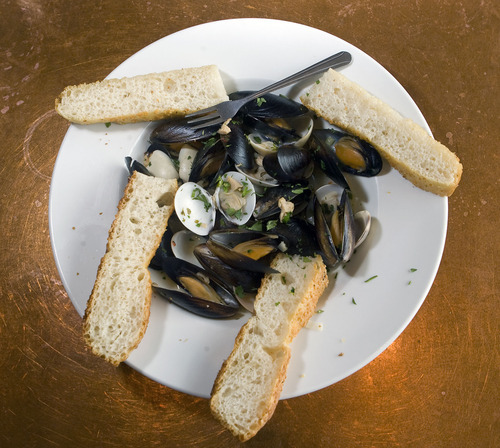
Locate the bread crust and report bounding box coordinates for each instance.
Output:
[83,171,177,365]
[210,254,329,441]
[301,69,463,196]
[55,65,229,125]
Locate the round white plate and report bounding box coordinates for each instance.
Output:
[49,19,447,399]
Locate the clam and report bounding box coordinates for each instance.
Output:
[174,182,216,236]
[214,171,256,226]
[171,230,207,267]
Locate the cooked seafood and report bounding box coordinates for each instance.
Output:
[144,90,381,317]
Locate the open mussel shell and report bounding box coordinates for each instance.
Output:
[228,91,309,118]
[263,144,314,183]
[151,116,219,144]
[193,243,263,293]
[311,129,382,177]
[206,238,279,274]
[155,256,240,318]
[153,287,239,318]
[188,138,227,184]
[314,185,355,266]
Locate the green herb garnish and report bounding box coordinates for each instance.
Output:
[191,188,212,212]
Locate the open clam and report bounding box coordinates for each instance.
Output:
[174,182,216,236]
[214,171,256,226]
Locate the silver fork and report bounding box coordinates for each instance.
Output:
[185,51,352,129]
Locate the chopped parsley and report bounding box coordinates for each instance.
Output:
[256,97,267,107]
[191,188,212,212]
[364,275,378,283]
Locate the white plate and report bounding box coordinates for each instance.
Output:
[49,19,447,399]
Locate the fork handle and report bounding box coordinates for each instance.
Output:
[242,51,352,103]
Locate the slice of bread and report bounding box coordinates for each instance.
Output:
[301,69,462,196]
[210,254,329,441]
[83,171,178,365]
[55,65,229,124]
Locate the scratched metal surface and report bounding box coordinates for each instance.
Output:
[1,1,498,447]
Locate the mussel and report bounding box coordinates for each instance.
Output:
[154,256,240,318]
[262,144,314,183]
[229,91,309,118]
[311,129,382,177]
[125,156,152,177]
[193,243,263,292]
[253,182,311,220]
[206,229,280,274]
[150,116,219,144]
[314,184,356,266]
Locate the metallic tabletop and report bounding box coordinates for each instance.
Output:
[1,1,498,447]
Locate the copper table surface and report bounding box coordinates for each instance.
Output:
[1,1,498,447]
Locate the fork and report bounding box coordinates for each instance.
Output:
[185,51,352,129]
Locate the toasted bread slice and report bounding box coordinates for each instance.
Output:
[55,65,228,124]
[301,68,462,196]
[210,254,329,441]
[83,171,177,365]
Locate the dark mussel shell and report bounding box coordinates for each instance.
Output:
[268,217,321,256]
[242,115,301,146]
[206,239,279,274]
[153,287,238,318]
[262,144,314,183]
[149,227,174,270]
[125,156,152,177]
[253,182,311,220]
[314,189,355,266]
[188,137,227,184]
[209,228,279,247]
[151,116,219,144]
[220,121,255,170]
[308,134,350,190]
[193,243,263,292]
[156,256,240,318]
[229,91,309,118]
[311,129,382,177]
